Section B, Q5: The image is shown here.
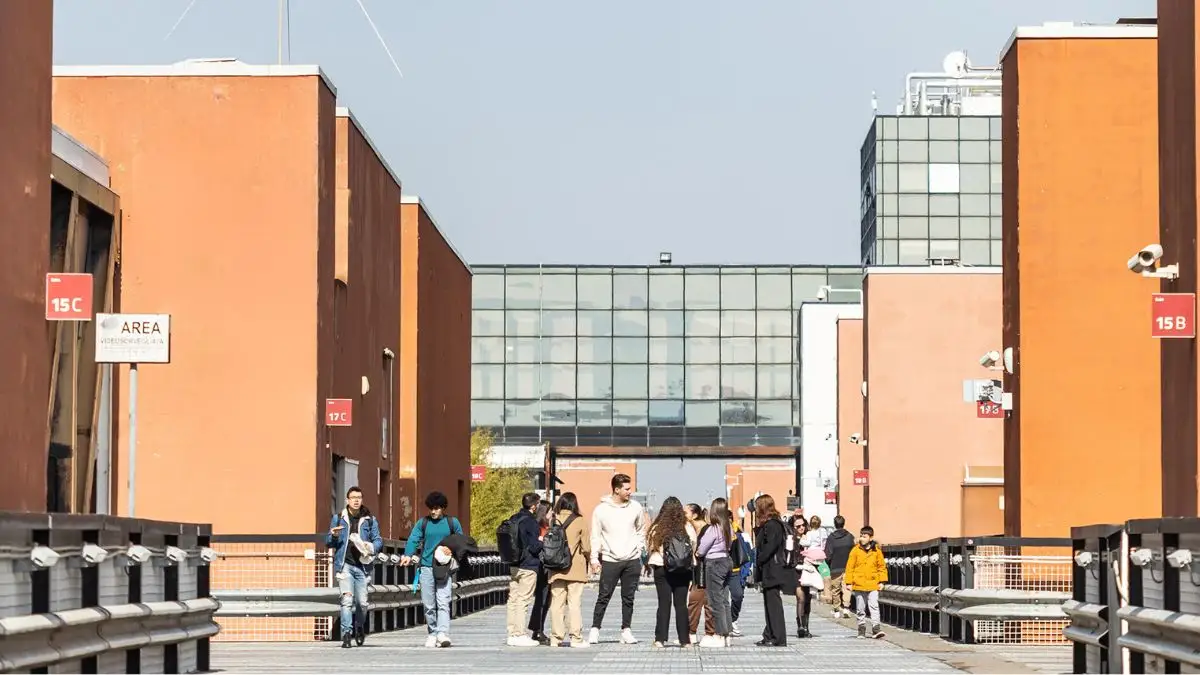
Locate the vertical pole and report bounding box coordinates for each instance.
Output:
[96,364,111,515]
[128,363,138,517]
[70,321,80,512]
[277,0,285,65]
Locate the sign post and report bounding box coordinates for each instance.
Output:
[95,313,172,517]
[1151,293,1196,339]
[325,399,353,427]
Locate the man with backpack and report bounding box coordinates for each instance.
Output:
[499,492,545,646]
[400,491,463,648]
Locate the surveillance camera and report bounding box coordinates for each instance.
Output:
[82,544,109,565]
[382,347,396,359]
[1138,244,1164,265]
[165,546,188,564]
[124,544,153,565]
[849,433,861,444]
[199,547,219,564]
[1130,547,1155,567]
[979,351,1000,367]
[1073,551,1094,568]
[30,546,60,569]
[1128,244,1179,279]
[1168,549,1193,569]
[389,553,402,564]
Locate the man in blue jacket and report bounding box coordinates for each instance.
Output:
[326,486,384,648]
[505,492,544,647]
[401,491,463,648]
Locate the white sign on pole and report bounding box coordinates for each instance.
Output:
[95,313,172,364]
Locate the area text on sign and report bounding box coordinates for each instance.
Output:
[95,313,171,364]
[325,399,353,427]
[45,273,94,321]
[1151,293,1197,339]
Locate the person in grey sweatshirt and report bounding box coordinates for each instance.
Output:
[588,473,647,645]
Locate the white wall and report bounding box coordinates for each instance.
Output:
[799,302,862,523]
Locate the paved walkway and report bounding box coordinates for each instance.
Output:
[213,585,973,673]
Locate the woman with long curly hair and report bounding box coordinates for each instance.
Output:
[645,496,695,647]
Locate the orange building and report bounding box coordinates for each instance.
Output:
[836,317,865,531]
[554,459,639,523]
[0,0,53,512]
[51,60,471,536]
[725,461,796,529]
[1001,24,1162,536]
[863,267,1004,544]
[1157,4,1200,516]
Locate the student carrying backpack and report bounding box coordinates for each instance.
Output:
[663,530,694,573]
[539,513,579,571]
[497,512,525,566]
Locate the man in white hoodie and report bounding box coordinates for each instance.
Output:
[588,473,647,645]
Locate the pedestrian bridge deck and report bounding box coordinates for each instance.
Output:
[211,586,1070,674]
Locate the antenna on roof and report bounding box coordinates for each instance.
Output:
[163,0,199,42]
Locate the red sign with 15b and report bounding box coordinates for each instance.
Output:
[325,398,353,426]
[45,273,94,321]
[977,400,1004,419]
[1151,293,1196,339]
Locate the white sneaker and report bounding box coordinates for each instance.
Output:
[436,633,450,648]
[619,628,638,644]
[690,633,699,644]
[507,635,539,647]
[570,639,590,649]
[730,621,742,637]
[424,635,437,648]
[652,641,665,648]
[699,634,726,648]
[587,627,600,644]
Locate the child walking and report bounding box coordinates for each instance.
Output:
[843,525,887,639]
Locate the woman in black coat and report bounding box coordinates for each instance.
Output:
[752,494,795,647]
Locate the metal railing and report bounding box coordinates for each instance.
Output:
[208,534,510,642]
[0,512,217,673]
[879,536,1072,645]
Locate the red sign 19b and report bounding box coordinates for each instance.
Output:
[325,398,353,427]
[977,401,1004,419]
[852,470,869,487]
[1152,293,1196,339]
[45,273,94,321]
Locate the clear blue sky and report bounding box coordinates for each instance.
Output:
[54,0,1154,267]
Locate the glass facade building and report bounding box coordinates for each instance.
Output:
[860,114,1003,266]
[470,265,862,448]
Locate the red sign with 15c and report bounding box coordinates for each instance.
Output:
[45,273,94,321]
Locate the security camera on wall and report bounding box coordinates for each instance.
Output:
[979,351,1001,368]
[1128,243,1180,280]
[849,433,862,445]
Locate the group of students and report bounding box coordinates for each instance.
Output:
[324,478,889,651]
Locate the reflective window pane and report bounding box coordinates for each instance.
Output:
[577,337,612,363]
[504,400,540,426]
[541,364,575,399]
[471,364,504,398]
[720,272,755,309]
[721,337,756,363]
[757,364,792,399]
[685,338,720,363]
[472,310,505,336]
[540,400,576,426]
[649,364,685,399]
[506,310,540,336]
[577,274,612,309]
[472,336,505,363]
[541,310,576,336]
[649,274,684,309]
[542,336,576,362]
[755,400,792,426]
[685,364,719,400]
[473,274,504,309]
[577,365,613,398]
[577,310,613,336]
[685,311,720,336]
[757,337,793,363]
[721,365,756,398]
[505,274,541,309]
[612,400,648,426]
[721,311,756,337]
[684,274,720,309]
[648,400,685,426]
[720,400,756,425]
[613,364,648,399]
[541,274,576,309]
[612,337,649,363]
[613,310,649,337]
[792,273,826,306]
[649,310,684,336]
[613,273,649,309]
[649,337,684,363]
[756,311,792,337]
[505,337,539,362]
[756,274,791,309]
[686,401,720,426]
[577,401,612,425]
[505,364,539,398]
[471,400,504,426]
[828,273,863,291]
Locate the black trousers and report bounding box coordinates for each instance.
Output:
[651,566,690,644]
[592,558,641,630]
[762,586,787,645]
[527,569,549,633]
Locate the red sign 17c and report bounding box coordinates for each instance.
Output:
[1151,293,1197,339]
[325,398,353,427]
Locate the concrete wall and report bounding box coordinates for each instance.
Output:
[1002,27,1163,535]
[330,110,403,537]
[836,317,865,530]
[799,302,863,523]
[52,66,338,533]
[399,197,473,532]
[1158,2,1200,516]
[0,0,53,512]
[863,267,1004,544]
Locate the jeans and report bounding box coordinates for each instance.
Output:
[651,566,690,644]
[338,564,370,637]
[593,559,641,630]
[419,566,453,635]
[703,557,733,636]
[729,570,745,622]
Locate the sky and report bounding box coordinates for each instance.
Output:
[52,0,1155,269]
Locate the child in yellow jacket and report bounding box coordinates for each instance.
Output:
[843,525,887,639]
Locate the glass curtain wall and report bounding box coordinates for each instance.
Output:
[471,265,862,448]
[860,115,1003,266]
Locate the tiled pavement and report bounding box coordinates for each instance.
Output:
[212,586,965,673]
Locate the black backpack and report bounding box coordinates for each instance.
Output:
[729,529,747,568]
[539,514,578,571]
[663,531,694,573]
[496,514,524,565]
